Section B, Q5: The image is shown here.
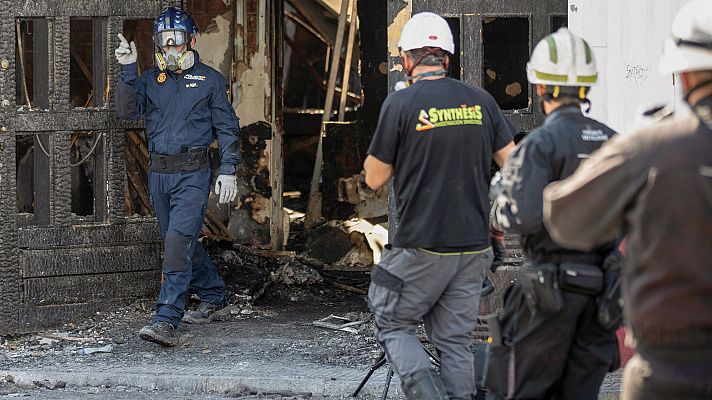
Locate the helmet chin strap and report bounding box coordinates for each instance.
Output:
[404,48,449,84]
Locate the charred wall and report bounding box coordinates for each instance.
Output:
[0,0,178,334]
[321,0,388,220]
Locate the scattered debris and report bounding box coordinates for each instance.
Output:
[327,281,367,295]
[78,344,113,355]
[312,315,367,334]
[32,379,66,390]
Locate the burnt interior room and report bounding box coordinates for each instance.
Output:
[482,16,530,111]
[281,0,368,215]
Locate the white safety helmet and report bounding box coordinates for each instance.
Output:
[397,12,454,54]
[659,0,712,75]
[527,28,598,93]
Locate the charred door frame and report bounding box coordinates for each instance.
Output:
[0,1,176,334]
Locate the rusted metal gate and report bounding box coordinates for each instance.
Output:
[0,1,186,334]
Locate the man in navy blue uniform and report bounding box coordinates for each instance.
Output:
[115,7,240,347]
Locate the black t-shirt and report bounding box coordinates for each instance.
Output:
[368,78,515,249]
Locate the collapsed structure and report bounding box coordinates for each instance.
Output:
[0,0,573,334]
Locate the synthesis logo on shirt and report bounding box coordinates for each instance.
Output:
[416,104,484,131]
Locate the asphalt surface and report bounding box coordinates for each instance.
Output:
[0,281,622,399]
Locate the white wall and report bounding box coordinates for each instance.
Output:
[568,0,693,133]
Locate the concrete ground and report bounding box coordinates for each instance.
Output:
[0,281,623,399]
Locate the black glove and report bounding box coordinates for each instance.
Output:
[490,227,505,272]
[481,276,495,297]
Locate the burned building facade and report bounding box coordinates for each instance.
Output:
[0,0,565,334]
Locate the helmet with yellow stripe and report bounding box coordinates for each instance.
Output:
[527,28,597,100]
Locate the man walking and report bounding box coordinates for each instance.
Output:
[364,12,515,399]
[544,2,712,399]
[115,7,240,347]
[485,28,619,400]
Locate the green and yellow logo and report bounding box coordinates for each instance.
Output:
[416,104,484,131]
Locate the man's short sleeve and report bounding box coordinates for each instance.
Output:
[492,106,516,151]
[367,95,403,165]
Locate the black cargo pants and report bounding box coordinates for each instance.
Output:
[484,276,617,399]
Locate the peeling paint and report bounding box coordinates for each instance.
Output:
[193,14,233,77]
[387,0,412,57]
[235,47,270,126]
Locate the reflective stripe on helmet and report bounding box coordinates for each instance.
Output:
[545,36,558,63]
[532,70,598,84]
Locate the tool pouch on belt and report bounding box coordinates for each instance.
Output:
[596,250,623,330]
[520,263,563,315]
[558,262,604,296]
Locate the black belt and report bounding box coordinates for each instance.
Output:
[149,147,209,174]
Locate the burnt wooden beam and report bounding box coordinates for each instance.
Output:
[18,222,160,249]
[33,134,50,225]
[52,131,73,225]
[20,244,161,278]
[92,17,106,107]
[93,132,107,221]
[0,0,21,334]
[21,270,160,319]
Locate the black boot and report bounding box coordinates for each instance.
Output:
[401,368,450,400]
[139,321,177,347]
[182,301,232,324]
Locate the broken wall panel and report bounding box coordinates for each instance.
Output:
[23,270,161,306]
[17,222,160,250]
[20,244,162,278]
[18,298,146,332]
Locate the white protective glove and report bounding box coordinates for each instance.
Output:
[215,174,238,204]
[115,33,137,65]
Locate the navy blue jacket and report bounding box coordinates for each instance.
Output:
[495,105,616,262]
[116,53,240,175]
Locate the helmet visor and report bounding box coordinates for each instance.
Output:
[154,30,190,48]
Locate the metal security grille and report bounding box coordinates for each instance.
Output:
[0,1,180,334]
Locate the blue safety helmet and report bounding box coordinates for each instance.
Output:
[153,7,198,48]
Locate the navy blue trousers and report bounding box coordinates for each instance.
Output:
[149,168,227,327]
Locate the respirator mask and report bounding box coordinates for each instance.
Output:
[154,29,195,72]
